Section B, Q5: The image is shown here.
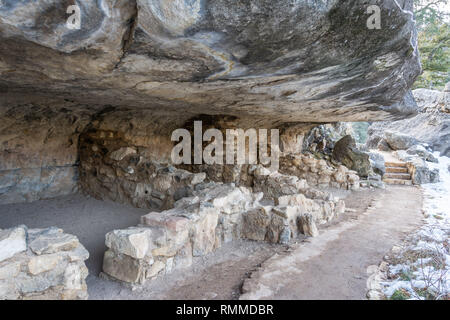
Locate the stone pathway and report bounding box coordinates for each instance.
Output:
[240,185,424,300]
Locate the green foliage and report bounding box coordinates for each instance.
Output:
[413,0,450,90]
[390,289,411,300]
[399,270,414,281]
[350,122,370,144]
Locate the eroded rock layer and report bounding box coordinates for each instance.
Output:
[0,1,422,205]
[1,0,420,125]
[0,98,93,204]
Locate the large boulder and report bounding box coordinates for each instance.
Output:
[413,164,440,184]
[396,151,440,185]
[413,88,446,111]
[302,123,354,155]
[406,145,438,163]
[332,135,371,177]
[0,1,423,208]
[384,131,418,151]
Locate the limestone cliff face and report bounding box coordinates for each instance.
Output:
[1,0,420,124]
[0,1,422,204]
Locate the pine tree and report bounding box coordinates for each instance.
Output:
[413,0,449,90]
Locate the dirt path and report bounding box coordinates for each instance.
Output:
[0,194,285,300]
[0,186,423,300]
[240,185,424,300]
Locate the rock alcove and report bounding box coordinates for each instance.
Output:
[0,0,422,298]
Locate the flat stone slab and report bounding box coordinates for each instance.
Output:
[29,228,79,255]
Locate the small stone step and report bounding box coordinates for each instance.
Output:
[383,178,413,185]
[384,173,411,180]
[385,161,407,168]
[385,167,408,173]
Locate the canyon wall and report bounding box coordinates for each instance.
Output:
[0,0,422,205]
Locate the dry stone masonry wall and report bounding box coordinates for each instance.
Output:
[0,226,89,300]
[78,111,206,211]
[280,154,360,190]
[102,166,345,285]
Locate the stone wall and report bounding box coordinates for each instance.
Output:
[78,110,206,210]
[102,167,345,285]
[280,154,360,190]
[0,95,360,208]
[0,226,89,300]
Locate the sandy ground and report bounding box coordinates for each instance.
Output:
[0,185,423,300]
[240,185,424,300]
[0,194,285,300]
[0,195,146,276]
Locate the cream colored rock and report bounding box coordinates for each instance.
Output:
[276,194,307,207]
[192,212,219,257]
[0,226,89,300]
[0,261,21,280]
[63,263,88,291]
[105,228,151,259]
[0,227,27,262]
[28,254,62,275]
[29,230,79,255]
[65,245,90,263]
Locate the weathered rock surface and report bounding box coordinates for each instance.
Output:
[0,0,420,126]
[0,99,92,204]
[406,145,438,163]
[0,226,27,262]
[102,170,345,284]
[384,131,418,151]
[367,88,450,156]
[0,226,89,300]
[367,152,386,176]
[0,1,423,206]
[279,153,360,190]
[332,135,371,178]
[395,150,440,185]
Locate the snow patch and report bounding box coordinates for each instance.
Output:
[381,154,449,299]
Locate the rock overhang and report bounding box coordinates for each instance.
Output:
[0,0,421,126]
